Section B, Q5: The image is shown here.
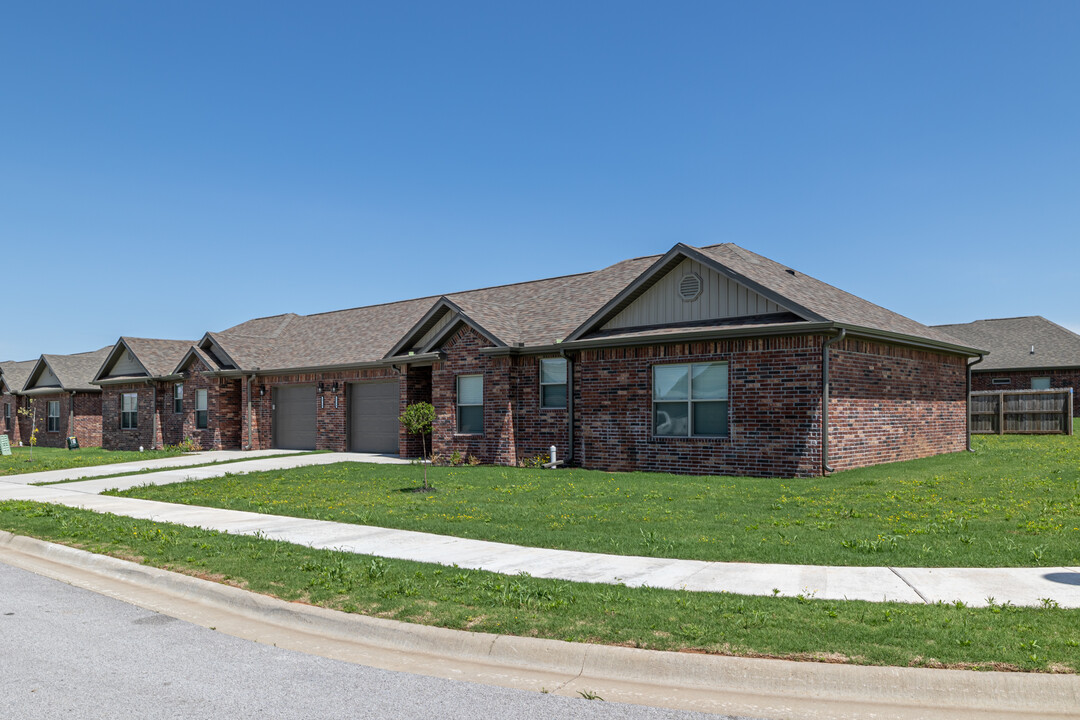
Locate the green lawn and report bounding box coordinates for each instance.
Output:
[110,435,1080,568]
[0,446,184,476]
[0,500,1075,672]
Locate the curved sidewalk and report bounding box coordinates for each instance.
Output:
[1,453,1079,608]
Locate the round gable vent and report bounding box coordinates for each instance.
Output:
[678,272,702,302]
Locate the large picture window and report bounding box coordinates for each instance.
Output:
[47,401,61,432]
[540,358,567,409]
[195,389,208,429]
[121,393,138,430]
[174,383,184,413]
[653,362,728,437]
[457,375,483,434]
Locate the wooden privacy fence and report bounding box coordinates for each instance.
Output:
[970,389,1074,435]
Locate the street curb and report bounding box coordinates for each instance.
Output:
[3,530,1079,719]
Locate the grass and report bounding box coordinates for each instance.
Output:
[110,435,1080,567]
[0,499,1077,672]
[31,451,320,485]
[0,446,184,476]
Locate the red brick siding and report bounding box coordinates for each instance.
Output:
[101,384,157,451]
[574,336,823,478]
[400,365,433,458]
[972,369,1080,415]
[72,393,103,447]
[510,355,570,462]
[20,392,103,448]
[827,338,968,471]
[1,393,24,446]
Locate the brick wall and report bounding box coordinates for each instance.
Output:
[72,392,103,447]
[23,392,103,448]
[574,336,823,478]
[101,383,156,450]
[1,393,24,446]
[827,338,968,471]
[400,365,433,459]
[972,369,1080,415]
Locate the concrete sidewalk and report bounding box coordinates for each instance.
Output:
[1,450,1078,609]
[0,448,302,485]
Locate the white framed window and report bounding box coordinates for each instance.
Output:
[47,401,61,432]
[121,393,138,430]
[456,375,483,434]
[195,389,208,429]
[653,362,729,437]
[174,383,184,413]
[1032,377,1051,390]
[540,358,567,409]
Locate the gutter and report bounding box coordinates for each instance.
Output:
[967,354,984,452]
[246,374,256,451]
[203,355,443,379]
[821,328,846,475]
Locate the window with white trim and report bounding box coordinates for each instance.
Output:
[121,393,138,430]
[540,358,567,409]
[196,389,208,429]
[47,401,60,432]
[653,362,729,437]
[456,375,483,434]
[1032,377,1051,390]
[174,383,184,413]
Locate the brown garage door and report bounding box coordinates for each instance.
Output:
[273,385,316,450]
[349,380,399,454]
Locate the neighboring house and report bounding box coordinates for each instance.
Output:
[933,316,1080,415]
[18,348,111,448]
[173,243,980,477]
[0,359,37,446]
[91,337,235,451]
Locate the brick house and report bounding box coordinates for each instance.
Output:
[0,359,37,447]
[91,337,243,451]
[933,316,1080,415]
[177,243,980,477]
[17,348,110,448]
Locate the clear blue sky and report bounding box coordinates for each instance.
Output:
[2,1,1077,361]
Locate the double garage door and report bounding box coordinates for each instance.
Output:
[271,381,398,453]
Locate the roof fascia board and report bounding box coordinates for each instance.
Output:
[564,243,824,343]
[201,332,242,371]
[22,387,101,397]
[972,364,1080,374]
[22,356,55,393]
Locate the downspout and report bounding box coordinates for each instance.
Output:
[69,391,75,442]
[560,350,574,463]
[967,355,984,452]
[246,374,256,451]
[821,329,846,475]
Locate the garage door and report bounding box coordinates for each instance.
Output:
[349,381,399,454]
[273,385,316,450]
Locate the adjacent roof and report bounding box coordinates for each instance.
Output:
[933,316,1080,371]
[0,359,37,395]
[93,337,196,384]
[24,347,112,394]
[197,242,979,375]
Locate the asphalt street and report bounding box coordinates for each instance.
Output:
[0,561,745,720]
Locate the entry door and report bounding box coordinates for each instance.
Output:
[273,385,316,450]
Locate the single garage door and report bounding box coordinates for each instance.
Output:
[273,385,316,450]
[349,380,399,454]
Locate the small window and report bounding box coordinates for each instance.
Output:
[1032,377,1051,390]
[195,389,208,429]
[47,401,61,432]
[653,362,729,437]
[991,378,1011,385]
[121,393,138,430]
[4,403,9,431]
[456,375,483,434]
[540,358,567,409]
[174,383,184,413]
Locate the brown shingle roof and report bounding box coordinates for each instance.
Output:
[932,317,1080,371]
[208,243,975,373]
[31,348,112,392]
[119,338,196,378]
[0,359,37,395]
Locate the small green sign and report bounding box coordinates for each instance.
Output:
[67,436,80,451]
[0,435,11,456]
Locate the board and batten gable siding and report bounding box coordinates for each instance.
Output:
[600,258,786,331]
[111,348,145,376]
[413,310,456,351]
[32,365,61,389]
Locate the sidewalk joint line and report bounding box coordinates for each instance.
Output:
[889,566,929,604]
